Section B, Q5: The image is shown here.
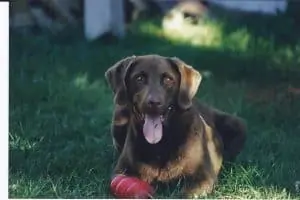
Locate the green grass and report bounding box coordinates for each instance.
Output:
[9,8,300,199]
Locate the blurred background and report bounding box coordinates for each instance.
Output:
[9,0,300,198]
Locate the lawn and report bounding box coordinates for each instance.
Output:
[9,6,300,199]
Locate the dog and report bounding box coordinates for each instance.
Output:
[105,55,246,198]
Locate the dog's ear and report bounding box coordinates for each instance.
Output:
[105,56,136,105]
[169,57,202,109]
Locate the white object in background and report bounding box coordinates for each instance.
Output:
[84,0,125,41]
[209,0,287,14]
[111,0,126,38]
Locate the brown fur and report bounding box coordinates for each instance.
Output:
[105,55,246,198]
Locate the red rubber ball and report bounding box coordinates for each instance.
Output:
[110,174,154,199]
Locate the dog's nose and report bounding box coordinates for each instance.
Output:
[148,100,162,107]
[147,96,162,108]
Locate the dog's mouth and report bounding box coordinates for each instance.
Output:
[134,106,173,144]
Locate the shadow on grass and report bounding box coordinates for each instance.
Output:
[9,14,300,198]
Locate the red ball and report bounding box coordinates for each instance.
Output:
[110,174,154,199]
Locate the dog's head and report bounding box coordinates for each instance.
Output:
[105,55,202,144]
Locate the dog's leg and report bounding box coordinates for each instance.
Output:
[111,105,130,153]
[113,153,131,175]
[112,125,128,153]
[214,112,247,162]
[111,134,136,177]
[111,136,156,198]
[182,170,216,198]
[181,137,220,198]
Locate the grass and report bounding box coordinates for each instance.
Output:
[9,6,300,199]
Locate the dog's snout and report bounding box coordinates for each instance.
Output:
[147,95,162,108]
[148,99,162,107]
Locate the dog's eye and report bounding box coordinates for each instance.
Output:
[163,76,174,86]
[135,75,145,84]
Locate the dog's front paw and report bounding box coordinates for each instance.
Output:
[182,181,214,199]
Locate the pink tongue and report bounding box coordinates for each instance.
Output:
[143,115,163,144]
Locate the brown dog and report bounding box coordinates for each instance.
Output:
[105,55,246,198]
